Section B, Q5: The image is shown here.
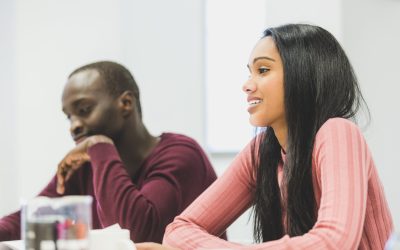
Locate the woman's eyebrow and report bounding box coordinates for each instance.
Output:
[253,56,275,64]
[247,56,276,69]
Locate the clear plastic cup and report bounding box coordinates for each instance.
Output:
[22,196,92,250]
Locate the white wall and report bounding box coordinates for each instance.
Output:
[119,0,205,144]
[205,0,266,153]
[0,0,17,213]
[342,0,400,231]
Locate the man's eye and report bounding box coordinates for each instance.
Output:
[78,106,92,115]
[258,67,270,74]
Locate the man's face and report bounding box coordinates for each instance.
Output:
[62,69,123,144]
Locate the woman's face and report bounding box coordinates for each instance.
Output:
[242,36,286,129]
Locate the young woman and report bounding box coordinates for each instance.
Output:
[137,24,393,249]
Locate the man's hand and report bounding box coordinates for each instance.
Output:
[135,243,180,250]
[56,135,114,194]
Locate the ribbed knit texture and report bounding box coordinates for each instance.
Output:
[163,118,393,249]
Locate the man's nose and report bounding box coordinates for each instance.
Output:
[70,117,84,137]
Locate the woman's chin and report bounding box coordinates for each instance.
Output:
[249,117,268,127]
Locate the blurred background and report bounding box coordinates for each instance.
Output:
[1,0,399,244]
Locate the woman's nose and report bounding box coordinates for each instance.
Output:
[242,78,256,93]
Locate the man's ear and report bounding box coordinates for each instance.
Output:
[118,91,135,117]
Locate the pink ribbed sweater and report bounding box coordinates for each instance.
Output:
[163,118,393,249]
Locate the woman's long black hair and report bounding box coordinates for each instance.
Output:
[252,24,369,242]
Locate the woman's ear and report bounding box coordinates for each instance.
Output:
[118,91,135,117]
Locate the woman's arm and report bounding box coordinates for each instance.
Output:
[163,119,390,249]
[163,142,256,248]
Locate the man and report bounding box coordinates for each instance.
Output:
[0,61,220,243]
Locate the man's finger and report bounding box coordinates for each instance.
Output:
[65,168,75,182]
[57,162,67,194]
[56,181,65,194]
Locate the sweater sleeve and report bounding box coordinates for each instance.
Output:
[87,142,214,243]
[163,119,374,249]
[0,211,20,241]
[163,141,256,248]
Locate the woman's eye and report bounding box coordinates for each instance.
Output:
[258,67,270,74]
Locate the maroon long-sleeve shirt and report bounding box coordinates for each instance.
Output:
[0,133,220,243]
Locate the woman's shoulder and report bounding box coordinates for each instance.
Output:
[321,117,359,128]
[314,117,367,156]
[312,118,372,177]
[317,117,362,137]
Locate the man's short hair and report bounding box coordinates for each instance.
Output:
[69,61,142,117]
